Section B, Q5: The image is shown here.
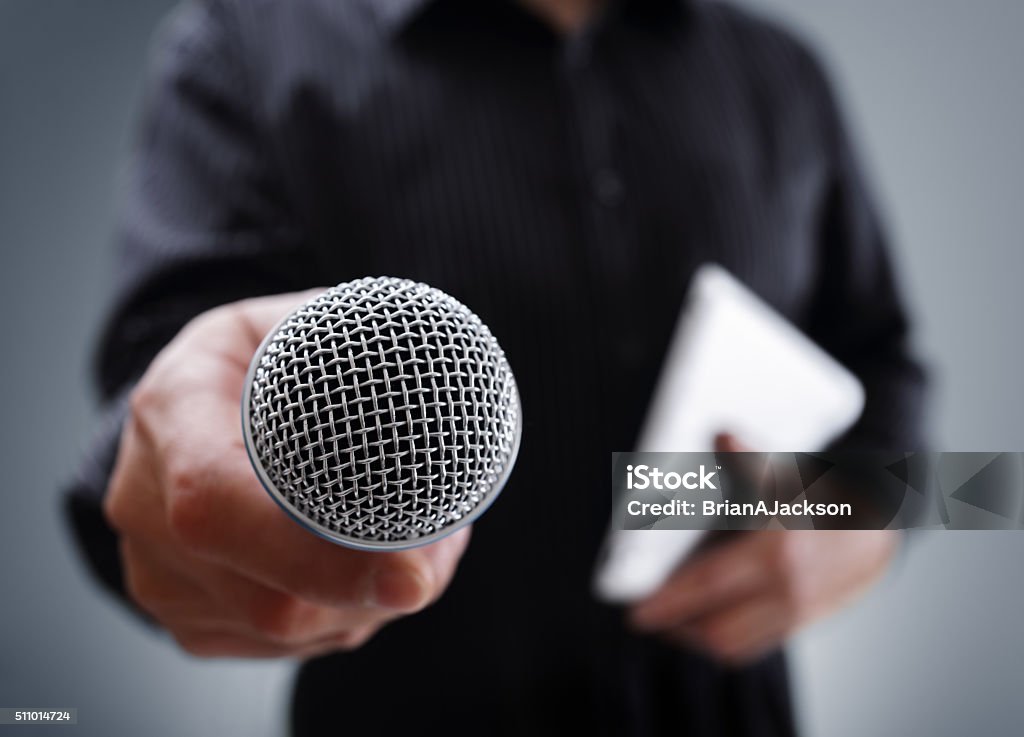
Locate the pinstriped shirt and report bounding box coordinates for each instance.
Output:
[68,0,925,735]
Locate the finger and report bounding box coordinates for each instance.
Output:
[293,625,379,659]
[147,292,466,612]
[121,538,228,626]
[714,433,749,453]
[165,445,455,610]
[154,363,452,612]
[128,534,407,646]
[630,533,771,630]
[413,526,471,605]
[105,416,176,541]
[122,537,317,639]
[713,433,773,495]
[673,594,790,665]
[231,289,326,346]
[201,575,403,647]
[174,622,379,660]
[170,289,326,374]
[170,600,392,652]
[172,627,310,659]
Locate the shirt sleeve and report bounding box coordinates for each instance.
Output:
[802,60,929,452]
[64,0,314,600]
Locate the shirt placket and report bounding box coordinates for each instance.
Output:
[560,29,639,370]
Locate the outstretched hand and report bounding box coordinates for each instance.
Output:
[105,292,471,658]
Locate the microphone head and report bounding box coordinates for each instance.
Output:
[243,277,521,551]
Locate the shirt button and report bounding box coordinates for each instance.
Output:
[593,168,624,206]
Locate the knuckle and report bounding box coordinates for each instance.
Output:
[247,593,306,642]
[166,457,201,496]
[184,304,235,340]
[166,469,214,551]
[104,430,145,533]
[103,487,130,532]
[127,382,157,420]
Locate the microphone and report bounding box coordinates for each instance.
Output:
[242,277,521,551]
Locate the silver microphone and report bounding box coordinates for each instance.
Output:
[242,277,521,551]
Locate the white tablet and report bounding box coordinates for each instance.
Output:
[594,264,865,603]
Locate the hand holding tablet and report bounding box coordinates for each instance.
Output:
[595,264,865,603]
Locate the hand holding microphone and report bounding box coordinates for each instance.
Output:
[104,279,520,658]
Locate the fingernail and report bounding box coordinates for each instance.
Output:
[371,565,432,611]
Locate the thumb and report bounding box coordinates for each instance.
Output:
[714,432,771,496]
[714,432,749,453]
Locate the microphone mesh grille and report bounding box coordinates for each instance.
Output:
[244,277,520,549]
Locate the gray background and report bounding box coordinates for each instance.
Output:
[738,3,1024,735]
[1,1,1021,735]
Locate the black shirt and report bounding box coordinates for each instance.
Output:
[66,0,926,735]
